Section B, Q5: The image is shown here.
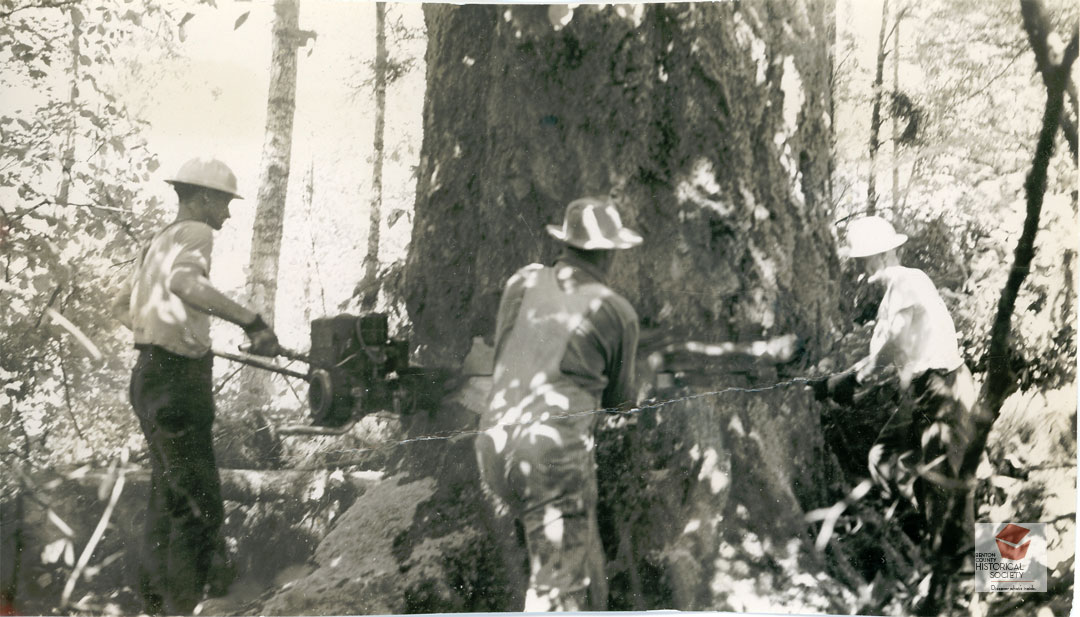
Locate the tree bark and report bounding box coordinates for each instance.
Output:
[245,0,300,401]
[1018,0,1079,161]
[404,3,844,611]
[407,3,838,366]
[866,0,890,215]
[360,3,388,313]
[247,0,300,324]
[891,12,900,213]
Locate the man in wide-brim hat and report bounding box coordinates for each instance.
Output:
[476,196,642,611]
[815,215,978,612]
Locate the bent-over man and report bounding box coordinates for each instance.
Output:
[815,215,977,610]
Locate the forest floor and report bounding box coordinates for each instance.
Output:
[11,385,1075,616]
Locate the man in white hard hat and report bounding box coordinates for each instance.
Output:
[111,157,281,615]
[475,196,642,611]
[814,215,976,607]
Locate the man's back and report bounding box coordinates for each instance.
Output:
[484,257,638,439]
[870,265,964,385]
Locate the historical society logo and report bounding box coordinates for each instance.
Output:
[975,523,1047,592]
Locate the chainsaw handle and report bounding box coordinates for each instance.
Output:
[238,343,312,365]
[211,349,309,380]
[280,347,313,364]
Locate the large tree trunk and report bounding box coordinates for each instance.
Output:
[406,3,839,366]
[391,3,847,612]
[266,4,849,613]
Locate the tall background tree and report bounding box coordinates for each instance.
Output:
[866,0,890,214]
[351,2,420,317]
[359,2,387,313]
[245,0,301,399]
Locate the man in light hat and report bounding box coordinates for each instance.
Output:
[814,215,976,606]
[111,157,281,615]
[475,196,642,611]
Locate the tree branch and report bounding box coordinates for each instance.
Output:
[967,0,1078,475]
[56,341,89,444]
[0,0,79,19]
[14,197,140,242]
[965,48,1026,105]
[1020,1,1078,159]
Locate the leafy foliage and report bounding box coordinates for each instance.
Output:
[826,1,1077,612]
[0,1,189,470]
[348,4,422,92]
[834,0,1077,389]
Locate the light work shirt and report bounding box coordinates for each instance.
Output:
[856,265,965,388]
[129,221,214,358]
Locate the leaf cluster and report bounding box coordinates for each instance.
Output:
[833,0,1077,388]
[1,0,186,469]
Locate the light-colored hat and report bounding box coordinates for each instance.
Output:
[844,215,907,258]
[166,157,243,199]
[546,197,643,250]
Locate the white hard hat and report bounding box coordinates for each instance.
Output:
[546,196,643,250]
[165,157,243,199]
[844,216,907,258]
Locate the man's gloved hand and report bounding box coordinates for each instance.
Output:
[810,371,860,404]
[243,314,282,357]
[809,377,831,401]
[826,371,859,405]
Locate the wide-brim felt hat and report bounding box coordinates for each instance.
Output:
[546,197,643,250]
[845,215,907,258]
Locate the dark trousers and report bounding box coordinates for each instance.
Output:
[129,346,224,615]
[872,365,976,539]
[871,364,977,614]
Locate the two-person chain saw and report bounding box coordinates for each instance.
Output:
[212,312,423,434]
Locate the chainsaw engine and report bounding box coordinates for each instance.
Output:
[306,313,409,427]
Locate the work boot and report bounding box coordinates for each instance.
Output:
[140,593,165,617]
[205,550,237,598]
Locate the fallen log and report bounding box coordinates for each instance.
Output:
[68,467,382,505]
